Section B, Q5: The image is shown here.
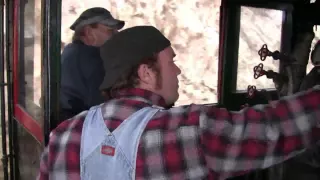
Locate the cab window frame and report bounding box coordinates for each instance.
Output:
[219,0,292,110]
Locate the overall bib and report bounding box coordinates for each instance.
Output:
[80,105,161,180]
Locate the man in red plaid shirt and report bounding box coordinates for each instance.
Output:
[38,25,320,180]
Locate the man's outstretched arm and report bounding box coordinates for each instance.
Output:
[198,85,320,178]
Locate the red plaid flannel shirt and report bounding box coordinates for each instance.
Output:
[37,87,320,180]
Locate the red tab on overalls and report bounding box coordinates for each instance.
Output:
[101,146,115,156]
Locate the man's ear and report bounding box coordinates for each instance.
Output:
[83,25,95,38]
[137,64,152,84]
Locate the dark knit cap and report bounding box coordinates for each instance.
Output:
[99,25,171,90]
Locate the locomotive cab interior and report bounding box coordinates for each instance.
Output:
[1,0,320,179]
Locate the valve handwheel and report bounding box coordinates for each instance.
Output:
[258,44,271,61]
[253,63,265,79]
[247,85,257,98]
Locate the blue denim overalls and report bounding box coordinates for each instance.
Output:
[80,105,161,180]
